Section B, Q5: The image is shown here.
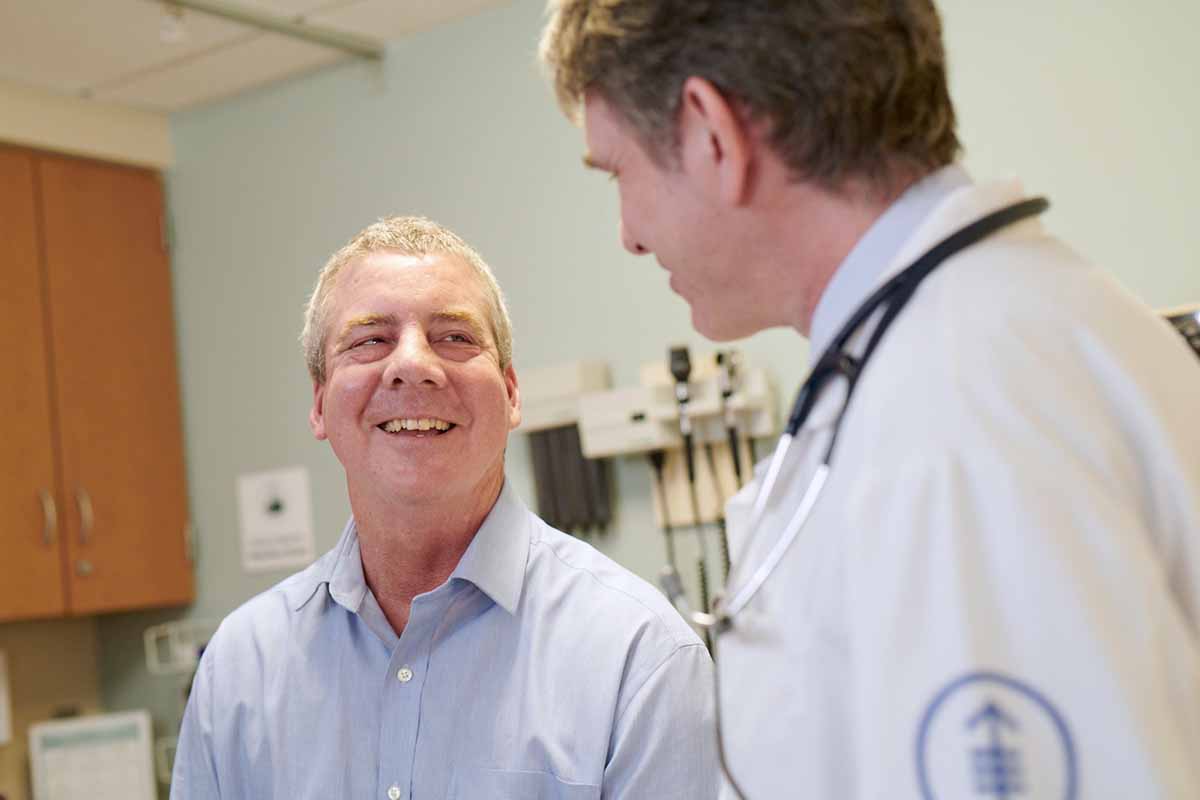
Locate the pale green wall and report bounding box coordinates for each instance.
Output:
[98,0,1200,790]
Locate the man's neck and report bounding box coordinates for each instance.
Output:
[349,475,504,635]
[788,173,922,336]
[735,155,925,338]
[805,164,970,355]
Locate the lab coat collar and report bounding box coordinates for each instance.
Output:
[796,168,1035,435]
[809,164,972,360]
[883,175,1037,283]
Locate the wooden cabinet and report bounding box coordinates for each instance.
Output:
[0,145,194,621]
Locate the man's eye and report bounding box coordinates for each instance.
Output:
[353,337,386,348]
[443,333,473,344]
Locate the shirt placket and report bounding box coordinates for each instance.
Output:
[376,586,454,800]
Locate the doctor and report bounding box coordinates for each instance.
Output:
[540,1,1200,797]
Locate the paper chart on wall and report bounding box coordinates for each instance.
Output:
[237,465,317,573]
[29,710,156,800]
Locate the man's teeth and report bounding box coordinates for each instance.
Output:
[380,418,452,433]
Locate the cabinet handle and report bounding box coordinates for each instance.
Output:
[39,489,58,546]
[77,488,94,545]
[184,521,195,563]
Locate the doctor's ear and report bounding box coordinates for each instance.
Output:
[677,76,755,206]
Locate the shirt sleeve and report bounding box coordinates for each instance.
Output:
[170,646,222,799]
[844,439,1200,799]
[602,642,720,800]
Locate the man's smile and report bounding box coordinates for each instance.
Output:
[377,417,456,436]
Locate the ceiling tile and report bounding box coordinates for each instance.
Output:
[0,0,512,111]
[92,31,341,111]
[0,0,251,94]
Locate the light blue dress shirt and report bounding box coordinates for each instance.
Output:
[171,482,716,799]
[808,164,972,359]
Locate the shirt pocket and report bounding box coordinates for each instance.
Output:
[449,766,601,800]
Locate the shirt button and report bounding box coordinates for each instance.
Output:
[387,786,401,800]
[397,666,414,683]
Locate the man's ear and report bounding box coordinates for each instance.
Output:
[310,380,328,440]
[677,76,755,206]
[504,363,521,431]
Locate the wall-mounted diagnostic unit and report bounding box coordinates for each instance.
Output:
[519,361,614,537]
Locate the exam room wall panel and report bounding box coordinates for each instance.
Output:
[93,1,1200,791]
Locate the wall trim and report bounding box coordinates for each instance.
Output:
[0,80,172,169]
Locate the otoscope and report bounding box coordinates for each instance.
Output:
[669,347,704,530]
[716,350,744,488]
[647,450,677,570]
[701,437,733,581]
[669,346,716,650]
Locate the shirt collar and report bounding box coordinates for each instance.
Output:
[808,164,972,359]
[291,481,531,617]
[291,516,365,612]
[448,480,530,615]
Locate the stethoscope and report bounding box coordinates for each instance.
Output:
[658,195,1049,799]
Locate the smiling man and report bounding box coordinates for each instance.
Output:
[171,216,717,799]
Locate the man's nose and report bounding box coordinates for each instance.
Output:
[620,219,648,255]
[381,331,445,387]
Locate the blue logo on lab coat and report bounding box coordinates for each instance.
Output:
[916,672,1076,799]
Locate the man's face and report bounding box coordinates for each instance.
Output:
[310,251,520,508]
[582,91,768,340]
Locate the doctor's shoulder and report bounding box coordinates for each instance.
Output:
[842,228,1196,465]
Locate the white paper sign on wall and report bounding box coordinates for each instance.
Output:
[236,466,316,573]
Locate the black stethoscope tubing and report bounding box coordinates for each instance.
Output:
[786,196,1051,460]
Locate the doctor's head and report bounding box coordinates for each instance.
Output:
[540,0,962,339]
[301,216,521,513]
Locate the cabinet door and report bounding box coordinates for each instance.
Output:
[0,147,67,621]
[37,154,194,614]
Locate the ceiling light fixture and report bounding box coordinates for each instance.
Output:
[160,3,187,44]
[162,0,384,60]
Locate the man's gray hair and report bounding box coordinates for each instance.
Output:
[301,216,514,383]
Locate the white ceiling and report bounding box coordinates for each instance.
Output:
[0,0,512,112]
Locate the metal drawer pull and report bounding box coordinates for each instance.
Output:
[184,521,195,563]
[39,489,58,545]
[77,488,94,545]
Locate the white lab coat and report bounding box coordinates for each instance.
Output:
[718,179,1200,799]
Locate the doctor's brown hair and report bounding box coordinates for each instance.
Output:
[540,0,961,192]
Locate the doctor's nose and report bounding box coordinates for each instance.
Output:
[381,331,445,388]
[620,219,648,255]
